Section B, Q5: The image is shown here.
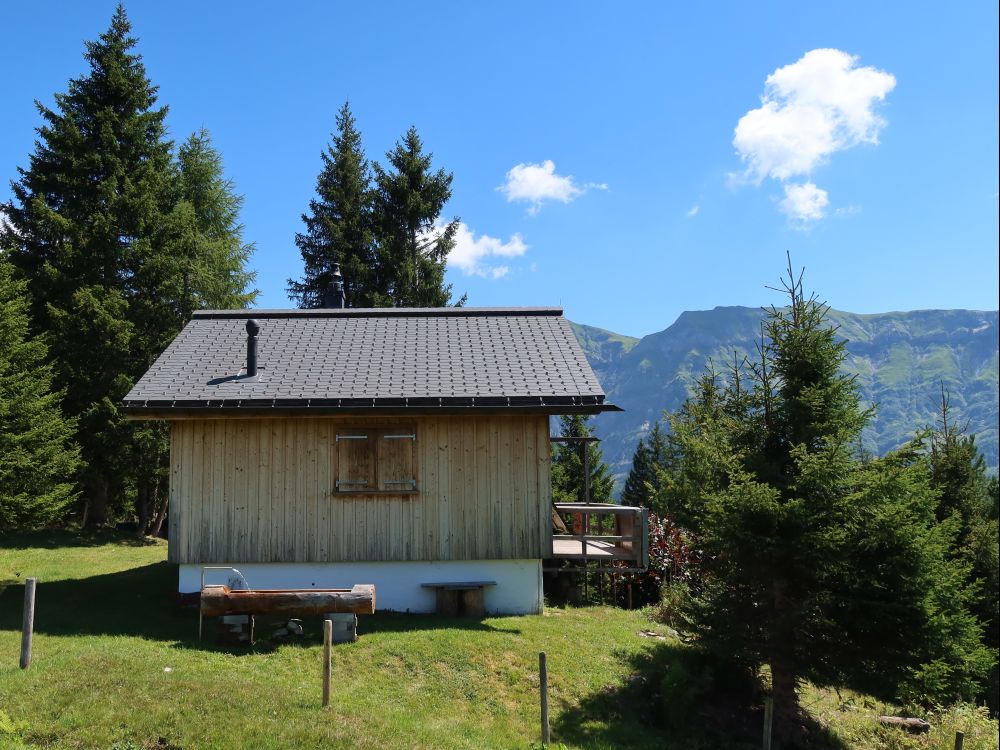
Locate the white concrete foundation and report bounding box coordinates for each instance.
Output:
[180,559,543,615]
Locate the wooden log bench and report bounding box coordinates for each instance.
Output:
[420,581,496,618]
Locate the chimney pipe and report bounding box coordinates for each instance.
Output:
[323,263,347,309]
[245,319,260,377]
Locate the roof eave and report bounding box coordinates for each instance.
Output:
[123,403,621,420]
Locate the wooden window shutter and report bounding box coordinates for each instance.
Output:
[377,429,416,491]
[335,430,374,491]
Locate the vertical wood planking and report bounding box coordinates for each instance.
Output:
[488,418,501,559]
[524,416,539,558]
[421,418,438,560]
[233,421,249,560]
[437,418,450,560]
[449,419,465,559]
[462,419,477,560]
[537,416,552,558]
[513,417,528,555]
[271,420,285,563]
[170,414,553,564]
[317,421,330,560]
[257,419,271,561]
[500,418,514,558]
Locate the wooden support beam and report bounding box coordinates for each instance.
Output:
[201,584,375,618]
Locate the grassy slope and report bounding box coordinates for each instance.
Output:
[0,532,671,750]
[1,533,997,750]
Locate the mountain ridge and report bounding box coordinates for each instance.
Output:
[570,306,999,488]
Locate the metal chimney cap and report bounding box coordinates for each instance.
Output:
[245,319,260,336]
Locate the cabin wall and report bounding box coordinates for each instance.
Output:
[167,415,551,565]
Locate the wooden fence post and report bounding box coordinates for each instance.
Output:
[322,619,332,708]
[539,651,550,744]
[20,577,37,669]
[954,730,964,750]
[762,694,773,750]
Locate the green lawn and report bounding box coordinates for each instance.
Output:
[1,533,997,750]
[1,532,679,750]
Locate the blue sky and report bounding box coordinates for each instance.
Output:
[2,1,997,337]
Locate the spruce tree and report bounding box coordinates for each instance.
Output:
[661,264,989,739]
[622,422,668,507]
[621,437,650,507]
[551,415,614,504]
[0,258,80,530]
[288,102,377,307]
[372,127,465,307]
[2,7,254,528]
[928,393,999,710]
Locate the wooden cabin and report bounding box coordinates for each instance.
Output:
[123,304,627,614]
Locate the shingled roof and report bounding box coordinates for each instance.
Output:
[122,307,618,415]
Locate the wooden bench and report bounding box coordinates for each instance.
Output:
[420,581,496,618]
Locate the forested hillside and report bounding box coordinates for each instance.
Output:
[571,307,999,488]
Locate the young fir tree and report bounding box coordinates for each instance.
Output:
[621,422,668,507]
[288,102,377,308]
[928,392,999,710]
[660,264,989,739]
[0,257,80,530]
[551,415,614,504]
[372,127,465,307]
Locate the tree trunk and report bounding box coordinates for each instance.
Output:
[769,576,800,747]
[135,484,150,539]
[86,476,110,527]
[150,479,168,538]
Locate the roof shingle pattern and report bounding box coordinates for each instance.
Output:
[123,307,607,409]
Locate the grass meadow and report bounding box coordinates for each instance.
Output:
[1,532,996,749]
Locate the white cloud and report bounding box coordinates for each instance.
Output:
[779,182,829,222]
[446,221,528,278]
[498,160,604,214]
[733,49,895,222]
[687,204,700,217]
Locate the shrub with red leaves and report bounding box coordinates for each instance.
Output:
[613,511,700,608]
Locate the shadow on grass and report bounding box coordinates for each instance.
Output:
[0,559,520,654]
[0,528,161,551]
[553,642,850,750]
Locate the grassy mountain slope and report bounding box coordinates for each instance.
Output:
[571,307,999,489]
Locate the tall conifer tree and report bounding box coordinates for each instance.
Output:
[2,7,255,527]
[0,258,80,530]
[288,102,377,307]
[659,264,989,738]
[372,127,464,307]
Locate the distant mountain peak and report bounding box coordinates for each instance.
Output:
[570,307,999,491]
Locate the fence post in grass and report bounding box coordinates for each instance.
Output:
[954,731,964,750]
[20,577,37,669]
[762,693,773,750]
[539,651,550,744]
[322,618,332,708]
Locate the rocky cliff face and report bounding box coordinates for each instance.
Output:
[571,307,999,489]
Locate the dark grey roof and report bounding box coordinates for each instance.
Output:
[123,307,617,415]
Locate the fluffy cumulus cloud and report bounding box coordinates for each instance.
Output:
[733,48,896,222]
[444,221,528,279]
[498,160,605,214]
[779,182,829,222]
